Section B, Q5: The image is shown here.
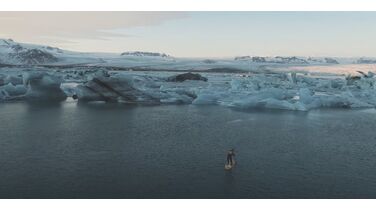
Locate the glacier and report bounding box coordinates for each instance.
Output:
[0,38,376,111]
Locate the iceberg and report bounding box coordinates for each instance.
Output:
[71,70,376,111]
[2,83,27,96]
[23,71,67,101]
[75,73,161,103]
[0,66,375,112]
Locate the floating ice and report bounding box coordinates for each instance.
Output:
[2,83,27,96]
[69,70,376,111]
[23,71,67,101]
[0,67,376,111]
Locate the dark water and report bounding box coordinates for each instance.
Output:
[1,101,376,198]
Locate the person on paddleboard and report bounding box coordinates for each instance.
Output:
[226,149,235,166]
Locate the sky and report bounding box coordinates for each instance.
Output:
[0,12,376,57]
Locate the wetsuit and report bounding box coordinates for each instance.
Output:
[227,151,235,165]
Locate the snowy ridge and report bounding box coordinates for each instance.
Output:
[120,51,171,58]
[234,55,340,65]
[0,39,104,65]
[0,39,62,65]
[0,39,375,72]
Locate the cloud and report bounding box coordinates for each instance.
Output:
[0,12,188,43]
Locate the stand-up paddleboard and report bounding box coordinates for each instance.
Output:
[224,160,236,170]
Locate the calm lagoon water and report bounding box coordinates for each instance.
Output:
[0,101,376,198]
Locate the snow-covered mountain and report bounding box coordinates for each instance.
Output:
[120,51,171,58]
[0,38,375,73]
[0,39,179,67]
[356,58,376,64]
[0,39,61,65]
[234,55,340,65]
[0,39,104,66]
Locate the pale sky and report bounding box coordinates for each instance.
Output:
[0,12,376,57]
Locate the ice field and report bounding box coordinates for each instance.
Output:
[1,38,376,111]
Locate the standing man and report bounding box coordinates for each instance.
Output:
[226,149,235,166]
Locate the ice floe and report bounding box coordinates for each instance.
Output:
[1,67,376,111]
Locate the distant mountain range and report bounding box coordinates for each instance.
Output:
[120,51,170,58]
[234,55,340,65]
[0,38,375,69]
[0,39,61,65]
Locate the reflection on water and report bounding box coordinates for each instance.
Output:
[224,168,236,197]
[0,101,376,198]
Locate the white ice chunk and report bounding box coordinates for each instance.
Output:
[1,83,27,96]
[23,71,67,101]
